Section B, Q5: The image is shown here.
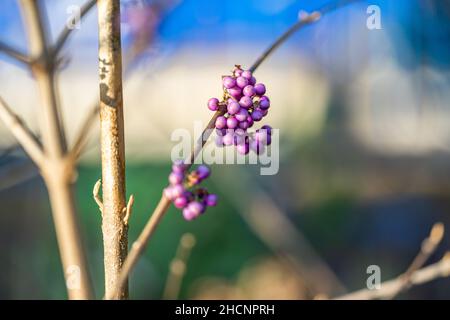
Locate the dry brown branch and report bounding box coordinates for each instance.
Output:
[0,41,31,65]
[336,252,450,300]
[0,96,44,167]
[163,233,196,300]
[93,179,103,213]
[97,0,128,300]
[18,0,93,299]
[386,222,444,299]
[123,195,134,225]
[52,0,97,56]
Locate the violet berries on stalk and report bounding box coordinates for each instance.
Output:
[164,161,218,221]
[208,65,273,155]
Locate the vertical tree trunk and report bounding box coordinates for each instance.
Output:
[19,0,93,299]
[97,0,128,299]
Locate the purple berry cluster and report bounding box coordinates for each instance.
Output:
[164,161,218,221]
[207,65,273,155]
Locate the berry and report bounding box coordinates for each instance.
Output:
[169,172,183,185]
[228,87,242,99]
[215,116,227,129]
[236,76,249,88]
[227,101,240,115]
[226,116,238,129]
[259,96,270,110]
[239,121,249,130]
[174,196,188,209]
[172,160,185,173]
[243,85,255,97]
[183,207,197,221]
[239,96,253,109]
[237,142,250,155]
[254,83,266,96]
[172,184,184,198]
[187,201,204,216]
[261,125,273,136]
[236,108,249,121]
[196,165,210,180]
[222,76,236,89]
[222,132,234,146]
[249,76,256,86]
[164,187,175,200]
[241,70,252,79]
[251,110,263,121]
[208,98,219,111]
[205,194,218,206]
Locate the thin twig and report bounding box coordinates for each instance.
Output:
[19,0,94,299]
[386,222,444,299]
[69,104,99,160]
[163,233,196,300]
[123,195,135,225]
[110,0,362,299]
[93,179,103,213]
[335,253,450,300]
[0,41,31,65]
[0,96,44,167]
[52,0,97,56]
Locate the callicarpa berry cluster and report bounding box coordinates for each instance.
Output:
[208,65,273,155]
[164,161,218,221]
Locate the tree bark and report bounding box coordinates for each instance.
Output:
[97,0,128,299]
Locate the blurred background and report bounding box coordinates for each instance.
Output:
[1,0,450,299]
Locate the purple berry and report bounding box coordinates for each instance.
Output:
[216,128,226,136]
[239,96,253,109]
[226,116,238,129]
[163,187,175,200]
[222,76,236,89]
[215,135,224,147]
[246,116,254,128]
[196,165,210,179]
[205,194,218,206]
[227,101,240,115]
[251,110,263,121]
[254,83,266,96]
[261,125,273,136]
[236,76,249,88]
[243,85,255,97]
[222,132,234,146]
[237,142,250,155]
[239,121,249,130]
[172,184,184,198]
[207,98,219,111]
[249,76,256,86]
[255,130,268,144]
[169,172,183,185]
[174,196,188,209]
[241,70,252,79]
[183,207,197,221]
[235,108,249,121]
[259,96,270,110]
[234,68,243,77]
[172,160,186,173]
[215,116,227,129]
[187,201,204,216]
[227,87,242,99]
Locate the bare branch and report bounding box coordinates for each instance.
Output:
[52,0,97,56]
[93,179,103,213]
[0,96,44,167]
[0,41,31,65]
[335,253,450,300]
[386,222,444,299]
[163,233,196,300]
[19,0,93,299]
[123,195,135,225]
[69,104,99,160]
